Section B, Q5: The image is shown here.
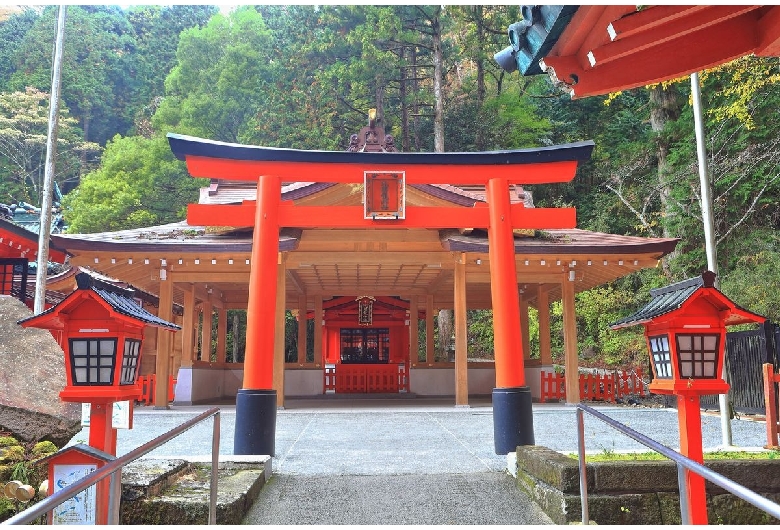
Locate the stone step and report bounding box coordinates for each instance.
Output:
[120,456,271,524]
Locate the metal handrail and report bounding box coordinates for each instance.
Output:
[576,403,780,525]
[3,407,221,525]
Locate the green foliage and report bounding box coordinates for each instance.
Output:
[61,134,201,233]
[0,87,100,204]
[154,8,276,144]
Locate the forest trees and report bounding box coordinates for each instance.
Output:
[2,6,780,365]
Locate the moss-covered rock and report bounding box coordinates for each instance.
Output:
[30,441,57,459]
[0,437,18,448]
[0,446,24,463]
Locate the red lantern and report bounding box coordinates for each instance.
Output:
[19,272,179,455]
[611,270,765,523]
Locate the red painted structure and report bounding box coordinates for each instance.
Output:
[611,271,765,524]
[18,273,180,456]
[501,5,780,99]
[318,296,416,393]
[167,132,595,456]
[41,445,116,525]
[0,218,67,306]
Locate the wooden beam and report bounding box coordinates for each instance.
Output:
[426,294,435,364]
[181,284,196,368]
[187,202,577,230]
[545,11,761,98]
[454,253,468,406]
[182,156,581,185]
[757,6,780,56]
[409,295,419,364]
[154,275,174,408]
[297,295,307,364]
[314,295,323,366]
[216,308,227,363]
[562,274,579,404]
[591,5,759,68]
[537,285,552,366]
[274,257,286,406]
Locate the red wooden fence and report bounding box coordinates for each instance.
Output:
[540,368,646,403]
[135,374,177,405]
[324,363,409,393]
[763,363,780,448]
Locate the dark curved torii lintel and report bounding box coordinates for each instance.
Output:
[167,132,595,166]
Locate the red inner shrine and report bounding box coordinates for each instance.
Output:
[318,296,421,393]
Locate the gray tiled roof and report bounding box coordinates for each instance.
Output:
[610,275,704,329]
[18,273,180,331]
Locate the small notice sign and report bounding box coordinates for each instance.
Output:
[81,401,132,429]
[364,171,405,219]
[51,464,97,525]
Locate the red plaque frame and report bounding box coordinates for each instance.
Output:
[364,171,405,219]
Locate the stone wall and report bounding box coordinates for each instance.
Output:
[515,445,780,525]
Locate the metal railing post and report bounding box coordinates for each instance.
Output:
[209,411,220,525]
[3,407,222,526]
[576,408,589,525]
[677,463,691,525]
[572,403,780,524]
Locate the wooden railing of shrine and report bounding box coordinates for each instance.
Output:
[136,374,177,405]
[540,368,646,403]
[763,363,780,448]
[0,258,29,305]
[324,363,409,394]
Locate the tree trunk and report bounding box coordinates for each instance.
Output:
[649,84,683,276]
[432,6,444,153]
[399,45,410,152]
[473,5,486,150]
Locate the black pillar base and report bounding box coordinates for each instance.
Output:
[234,389,277,456]
[493,386,535,455]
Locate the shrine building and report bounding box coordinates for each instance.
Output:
[50,116,678,455]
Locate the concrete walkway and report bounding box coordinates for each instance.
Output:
[67,397,771,525]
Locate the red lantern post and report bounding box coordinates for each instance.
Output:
[611,271,765,524]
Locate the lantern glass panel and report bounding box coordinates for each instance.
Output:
[68,338,117,385]
[676,333,720,380]
[648,334,673,379]
[120,339,142,385]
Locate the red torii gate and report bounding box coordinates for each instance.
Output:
[168,132,594,455]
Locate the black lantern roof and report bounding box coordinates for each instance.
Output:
[609,271,764,330]
[18,272,180,331]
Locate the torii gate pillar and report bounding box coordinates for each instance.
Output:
[234,175,281,455]
[487,178,534,454]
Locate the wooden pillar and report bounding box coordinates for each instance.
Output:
[180,284,196,368]
[154,273,173,408]
[486,178,525,388]
[297,295,307,364]
[201,298,213,362]
[274,254,286,407]
[519,293,531,361]
[426,294,435,364]
[537,286,552,365]
[409,295,419,363]
[562,275,580,404]
[314,295,323,366]
[216,307,227,363]
[454,253,468,406]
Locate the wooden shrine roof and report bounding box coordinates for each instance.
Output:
[501,5,780,98]
[0,218,67,262]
